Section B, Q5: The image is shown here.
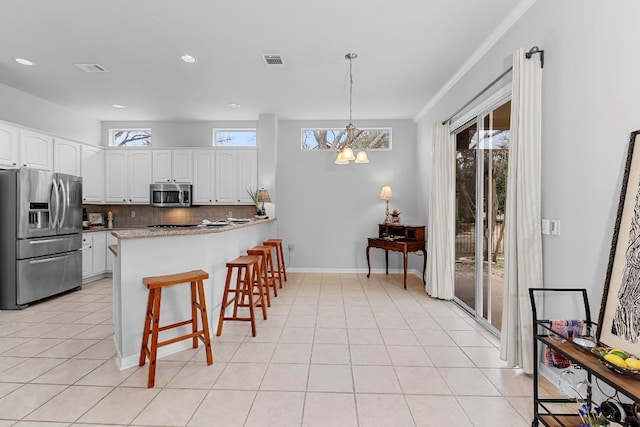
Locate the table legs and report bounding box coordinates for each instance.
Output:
[366,245,371,278]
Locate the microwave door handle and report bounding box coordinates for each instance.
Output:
[58,178,67,227]
[51,179,60,228]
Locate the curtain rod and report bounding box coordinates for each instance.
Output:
[441,46,544,125]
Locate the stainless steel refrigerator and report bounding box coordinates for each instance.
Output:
[0,168,83,309]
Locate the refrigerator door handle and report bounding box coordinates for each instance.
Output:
[51,178,60,228]
[58,178,67,228]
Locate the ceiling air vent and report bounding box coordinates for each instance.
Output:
[75,63,109,73]
[261,54,285,68]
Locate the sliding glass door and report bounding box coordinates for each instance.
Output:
[454,100,510,332]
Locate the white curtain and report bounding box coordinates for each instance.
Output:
[500,47,543,374]
[426,122,455,299]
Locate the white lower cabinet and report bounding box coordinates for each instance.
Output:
[82,231,111,281]
[81,234,94,278]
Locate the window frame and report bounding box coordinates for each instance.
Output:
[300,127,393,151]
[212,128,258,147]
[108,128,152,147]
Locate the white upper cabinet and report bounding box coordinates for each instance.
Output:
[0,123,19,169]
[152,150,172,183]
[237,150,258,203]
[152,150,192,183]
[81,145,104,203]
[105,151,128,203]
[214,149,257,203]
[172,150,193,183]
[53,138,81,176]
[192,150,215,204]
[105,150,152,204]
[128,151,153,202]
[215,150,237,203]
[20,130,53,171]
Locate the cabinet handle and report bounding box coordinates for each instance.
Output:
[23,164,27,167]
[12,162,16,166]
[123,199,126,202]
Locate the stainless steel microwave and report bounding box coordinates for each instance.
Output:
[149,183,192,207]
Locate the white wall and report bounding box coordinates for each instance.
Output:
[416,0,640,317]
[276,119,418,271]
[0,82,101,145]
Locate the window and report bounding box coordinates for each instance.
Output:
[213,129,257,147]
[109,129,152,147]
[301,128,392,150]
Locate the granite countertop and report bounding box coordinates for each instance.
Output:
[83,226,131,233]
[111,217,276,240]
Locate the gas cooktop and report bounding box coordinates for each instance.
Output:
[147,224,198,228]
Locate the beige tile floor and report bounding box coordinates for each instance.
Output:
[0,272,560,426]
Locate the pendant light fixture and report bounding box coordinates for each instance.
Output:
[335,53,369,165]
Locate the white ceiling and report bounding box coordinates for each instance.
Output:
[0,0,525,122]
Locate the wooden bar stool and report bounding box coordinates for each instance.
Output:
[248,245,278,303]
[216,255,267,337]
[139,269,213,388]
[264,239,287,287]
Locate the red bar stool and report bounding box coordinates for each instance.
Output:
[264,239,287,287]
[248,245,278,303]
[216,255,267,337]
[139,269,213,388]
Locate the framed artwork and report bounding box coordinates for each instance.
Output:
[598,129,640,356]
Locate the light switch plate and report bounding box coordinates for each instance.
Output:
[551,219,561,236]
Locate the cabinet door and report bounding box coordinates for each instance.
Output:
[0,123,19,169]
[215,150,237,203]
[105,151,128,203]
[81,145,104,203]
[53,138,81,176]
[20,130,53,171]
[152,150,172,183]
[237,150,258,203]
[172,150,193,183]
[81,234,94,278]
[92,232,107,274]
[128,151,152,203]
[193,150,215,204]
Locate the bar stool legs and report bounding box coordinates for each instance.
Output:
[264,239,287,287]
[248,245,278,302]
[216,255,266,337]
[139,269,213,388]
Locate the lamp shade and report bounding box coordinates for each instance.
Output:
[342,146,355,161]
[335,150,349,164]
[379,185,393,200]
[354,150,369,163]
[257,188,271,203]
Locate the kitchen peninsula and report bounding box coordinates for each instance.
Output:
[110,218,277,369]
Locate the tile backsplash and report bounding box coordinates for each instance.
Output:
[84,204,258,227]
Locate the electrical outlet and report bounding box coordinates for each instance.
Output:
[288,243,295,252]
[131,211,135,218]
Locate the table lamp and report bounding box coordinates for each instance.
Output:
[257,188,271,216]
[379,185,393,223]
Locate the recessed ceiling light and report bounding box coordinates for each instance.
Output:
[180,54,197,64]
[111,104,126,109]
[15,57,35,66]
[227,103,240,109]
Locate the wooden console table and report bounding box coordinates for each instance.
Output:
[366,224,426,289]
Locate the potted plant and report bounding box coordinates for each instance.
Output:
[246,188,265,216]
[390,209,401,223]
